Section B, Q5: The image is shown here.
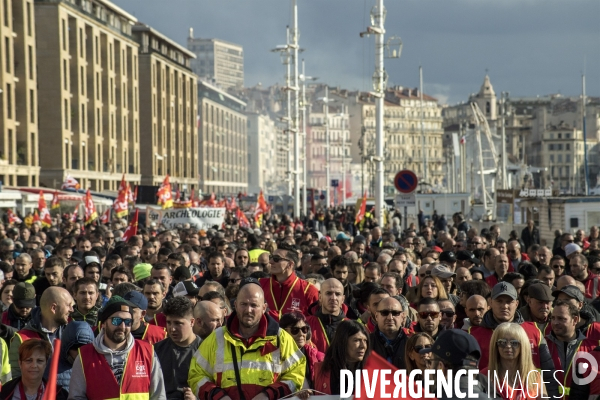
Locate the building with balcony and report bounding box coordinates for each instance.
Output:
[246,112,277,194]
[198,79,247,194]
[187,32,243,90]
[132,23,198,190]
[0,0,40,186]
[35,0,140,190]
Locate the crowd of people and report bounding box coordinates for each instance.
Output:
[0,208,599,399]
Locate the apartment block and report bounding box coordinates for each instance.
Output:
[246,111,277,193]
[0,0,39,186]
[198,80,247,194]
[132,23,198,190]
[35,0,140,191]
[187,32,243,90]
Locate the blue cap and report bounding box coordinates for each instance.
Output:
[336,232,351,241]
[123,291,148,311]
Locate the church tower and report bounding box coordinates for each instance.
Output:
[472,74,497,121]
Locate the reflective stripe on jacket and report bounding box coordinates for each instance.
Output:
[79,339,154,400]
[188,315,306,400]
[141,323,167,345]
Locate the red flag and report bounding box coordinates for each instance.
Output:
[354,351,424,400]
[100,208,111,225]
[229,196,238,210]
[84,189,97,225]
[133,185,138,205]
[38,191,52,228]
[207,192,216,207]
[460,135,466,145]
[355,190,368,225]
[32,210,40,224]
[6,209,22,224]
[71,206,79,223]
[237,208,250,228]
[43,339,61,400]
[61,175,80,190]
[157,175,173,209]
[216,199,227,208]
[51,190,60,210]
[122,209,138,242]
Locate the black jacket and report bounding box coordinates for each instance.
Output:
[195,269,230,289]
[521,227,540,251]
[0,377,68,400]
[369,327,408,369]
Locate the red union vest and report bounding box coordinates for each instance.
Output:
[13,329,42,347]
[148,313,167,328]
[141,323,166,345]
[78,339,154,400]
[469,322,542,370]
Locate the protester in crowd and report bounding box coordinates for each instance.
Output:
[123,290,167,345]
[0,279,16,312]
[56,321,94,392]
[143,279,167,327]
[0,339,68,399]
[70,277,100,328]
[1,282,34,330]
[306,278,347,353]
[404,332,433,379]
[155,296,201,400]
[484,323,546,400]
[188,281,305,399]
[414,275,448,306]
[280,311,324,389]
[369,297,408,368]
[68,296,166,399]
[314,320,370,395]
[191,300,224,341]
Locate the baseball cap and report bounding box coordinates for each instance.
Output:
[439,251,457,263]
[133,263,152,282]
[527,283,554,302]
[80,255,101,269]
[552,285,584,303]
[336,232,351,242]
[13,282,36,308]
[491,282,518,301]
[565,243,582,257]
[419,329,481,367]
[123,291,148,310]
[71,251,84,263]
[239,277,261,289]
[456,250,479,264]
[173,281,200,298]
[430,264,456,279]
[173,265,192,281]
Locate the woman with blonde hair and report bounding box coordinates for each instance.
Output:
[412,275,448,307]
[483,322,546,400]
[348,262,365,285]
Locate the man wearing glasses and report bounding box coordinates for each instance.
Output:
[68,296,166,399]
[415,298,443,340]
[370,297,409,368]
[259,243,319,321]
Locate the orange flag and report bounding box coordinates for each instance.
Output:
[38,191,52,228]
[157,175,173,209]
[355,190,368,225]
[50,190,60,210]
[84,189,97,225]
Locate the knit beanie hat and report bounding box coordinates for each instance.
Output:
[98,296,132,323]
[133,263,153,281]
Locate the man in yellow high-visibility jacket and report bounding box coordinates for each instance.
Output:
[188,278,306,400]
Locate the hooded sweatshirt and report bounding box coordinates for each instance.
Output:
[57,321,94,391]
[68,330,167,400]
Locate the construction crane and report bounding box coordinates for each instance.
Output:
[469,102,499,219]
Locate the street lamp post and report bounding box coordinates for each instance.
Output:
[300,60,318,217]
[325,86,331,208]
[291,0,300,217]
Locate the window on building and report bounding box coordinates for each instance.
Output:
[26,3,32,36]
[29,89,35,123]
[3,0,9,27]
[6,84,12,118]
[28,46,33,79]
[557,154,562,163]
[64,99,69,130]
[5,37,10,73]
[550,155,554,163]
[62,19,67,51]
[566,154,571,163]
[566,144,570,150]
[548,144,554,151]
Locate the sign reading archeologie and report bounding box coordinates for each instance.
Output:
[146,207,225,230]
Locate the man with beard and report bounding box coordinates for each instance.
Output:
[461,295,488,330]
[467,282,559,397]
[68,296,166,399]
[570,254,600,299]
[188,281,306,400]
[143,279,167,328]
[330,256,360,319]
[414,298,443,339]
[155,297,201,400]
[123,291,167,345]
[519,283,553,335]
[192,300,224,341]
[9,287,73,377]
[196,252,230,288]
[307,278,347,353]
[70,277,100,328]
[1,282,34,330]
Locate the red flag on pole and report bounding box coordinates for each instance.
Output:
[6,209,22,224]
[355,190,368,225]
[51,190,60,210]
[43,338,61,399]
[100,208,111,225]
[122,209,139,242]
[237,208,251,228]
[84,189,97,225]
[38,191,52,228]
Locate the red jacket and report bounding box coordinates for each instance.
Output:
[485,274,499,289]
[303,343,324,386]
[260,273,319,321]
[580,272,600,299]
[148,312,167,328]
[141,323,167,345]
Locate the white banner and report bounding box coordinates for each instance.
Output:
[146,207,225,230]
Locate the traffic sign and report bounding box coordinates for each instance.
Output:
[331,179,339,187]
[395,194,416,207]
[394,170,418,193]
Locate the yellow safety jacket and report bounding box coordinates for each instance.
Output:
[248,248,268,264]
[188,314,306,399]
[0,337,10,384]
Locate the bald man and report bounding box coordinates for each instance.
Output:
[556,275,577,290]
[306,278,346,353]
[463,295,488,331]
[370,297,409,368]
[9,287,74,377]
[189,282,306,399]
[193,301,224,340]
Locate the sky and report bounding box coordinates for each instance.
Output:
[114,0,600,105]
